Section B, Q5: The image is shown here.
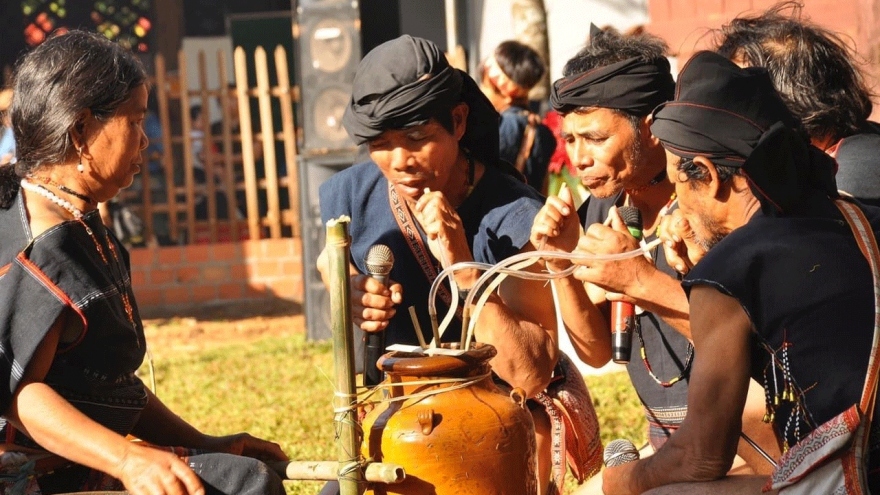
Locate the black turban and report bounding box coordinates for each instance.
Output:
[650,50,838,214]
[342,35,500,166]
[550,56,675,116]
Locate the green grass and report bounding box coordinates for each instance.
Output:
[143,334,646,495]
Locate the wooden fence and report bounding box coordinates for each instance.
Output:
[120,45,301,245]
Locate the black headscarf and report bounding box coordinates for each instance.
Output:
[549,56,675,117]
[650,50,838,215]
[342,35,500,166]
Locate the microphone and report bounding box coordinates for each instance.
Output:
[363,244,395,387]
[603,439,640,468]
[611,206,643,364]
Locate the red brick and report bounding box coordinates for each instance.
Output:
[230,263,249,281]
[280,260,301,277]
[201,266,229,282]
[149,268,175,285]
[162,286,192,305]
[267,278,298,299]
[175,266,200,283]
[264,239,294,259]
[129,247,154,266]
[157,246,184,266]
[243,240,263,261]
[243,282,270,298]
[192,285,217,302]
[253,260,280,278]
[668,0,698,19]
[185,244,211,263]
[212,243,241,262]
[133,287,162,307]
[217,283,244,299]
[131,269,147,288]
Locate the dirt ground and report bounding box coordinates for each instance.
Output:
[141,299,306,355]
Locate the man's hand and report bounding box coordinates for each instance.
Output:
[204,433,288,462]
[413,189,472,267]
[530,183,581,271]
[117,442,205,495]
[658,209,706,274]
[351,274,403,332]
[572,206,653,296]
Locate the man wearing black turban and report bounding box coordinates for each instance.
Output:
[535,28,777,483]
[318,35,572,495]
[600,50,880,495]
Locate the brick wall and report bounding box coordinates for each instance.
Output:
[129,238,304,314]
[646,0,880,120]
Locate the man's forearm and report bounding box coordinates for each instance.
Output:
[552,272,611,367]
[629,267,691,340]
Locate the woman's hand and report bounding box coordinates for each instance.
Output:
[204,433,289,462]
[117,442,204,495]
[530,182,580,272]
[350,273,403,333]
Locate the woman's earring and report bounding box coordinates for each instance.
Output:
[76,147,85,173]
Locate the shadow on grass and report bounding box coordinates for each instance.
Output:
[140,297,303,322]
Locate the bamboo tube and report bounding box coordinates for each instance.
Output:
[269,461,405,484]
[326,217,365,495]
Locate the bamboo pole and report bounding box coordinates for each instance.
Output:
[254,46,282,239]
[198,50,218,242]
[326,217,365,495]
[154,54,179,243]
[217,51,241,241]
[269,461,404,484]
[274,45,301,237]
[178,49,197,241]
[234,47,261,240]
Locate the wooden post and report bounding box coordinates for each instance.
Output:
[217,51,241,241]
[274,45,301,237]
[178,49,197,241]
[154,54,179,243]
[254,47,282,239]
[325,217,365,495]
[198,50,218,242]
[234,47,262,241]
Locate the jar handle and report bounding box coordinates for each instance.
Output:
[510,388,527,408]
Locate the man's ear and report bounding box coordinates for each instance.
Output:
[696,156,723,199]
[451,102,469,141]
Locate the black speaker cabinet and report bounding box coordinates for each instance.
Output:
[293,0,360,156]
[298,154,363,369]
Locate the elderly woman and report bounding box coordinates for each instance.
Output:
[317,35,602,495]
[0,31,286,495]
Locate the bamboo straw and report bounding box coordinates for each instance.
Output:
[408,306,428,349]
[325,217,365,495]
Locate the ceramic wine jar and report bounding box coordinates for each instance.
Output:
[361,343,537,495]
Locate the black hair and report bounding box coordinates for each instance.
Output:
[714,1,874,142]
[1,30,147,208]
[493,40,546,91]
[563,28,668,130]
[677,158,741,186]
[190,104,203,121]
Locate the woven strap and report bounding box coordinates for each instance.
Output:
[834,199,880,420]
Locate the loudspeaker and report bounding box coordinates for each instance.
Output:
[293,0,360,156]
[298,154,358,344]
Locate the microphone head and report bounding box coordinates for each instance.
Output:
[617,206,643,240]
[617,206,642,230]
[365,244,395,276]
[603,439,640,468]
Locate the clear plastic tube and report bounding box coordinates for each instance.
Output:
[427,242,661,345]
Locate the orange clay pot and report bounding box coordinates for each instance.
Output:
[361,343,537,495]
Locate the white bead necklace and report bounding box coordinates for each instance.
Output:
[20,179,84,219]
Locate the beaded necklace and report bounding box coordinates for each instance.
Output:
[20,179,138,341]
[627,192,694,387]
[30,176,96,206]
